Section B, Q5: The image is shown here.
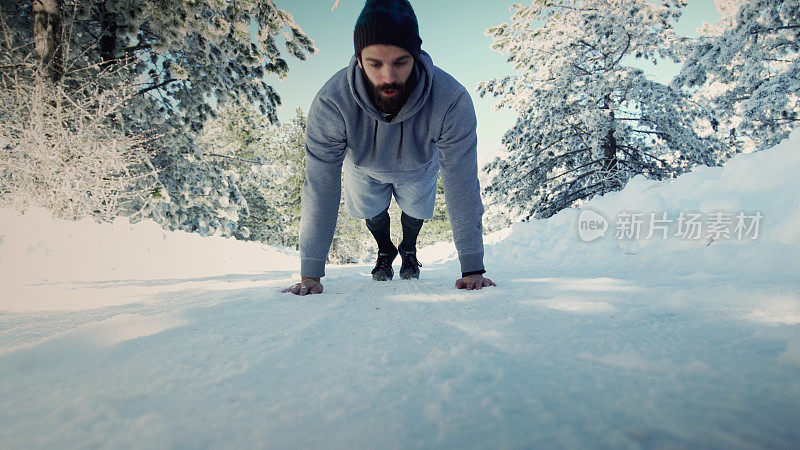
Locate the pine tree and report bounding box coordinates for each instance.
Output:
[200,105,307,247]
[259,109,307,247]
[0,0,315,235]
[200,105,372,261]
[479,0,727,221]
[674,0,800,151]
[414,175,452,247]
[201,105,452,263]
[0,7,159,221]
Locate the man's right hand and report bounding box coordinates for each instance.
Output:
[282,276,324,296]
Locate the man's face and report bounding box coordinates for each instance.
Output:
[358,44,414,115]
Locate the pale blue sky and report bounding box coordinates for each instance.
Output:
[268,0,721,166]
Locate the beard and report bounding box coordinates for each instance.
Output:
[364,69,415,117]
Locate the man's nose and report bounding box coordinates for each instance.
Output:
[380,67,397,84]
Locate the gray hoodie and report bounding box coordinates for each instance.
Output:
[299,51,484,277]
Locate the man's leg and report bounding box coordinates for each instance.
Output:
[398,211,423,253]
[392,161,437,280]
[365,207,397,280]
[365,207,395,254]
[398,211,423,279]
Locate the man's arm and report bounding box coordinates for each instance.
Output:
[436,89,494,288]
[295,94,347,287]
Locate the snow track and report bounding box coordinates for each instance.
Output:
[2,130,800,447]
[2,264,800,448]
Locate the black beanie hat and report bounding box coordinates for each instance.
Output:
[354,0,422,60]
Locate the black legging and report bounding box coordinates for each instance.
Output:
[365,208,423,254]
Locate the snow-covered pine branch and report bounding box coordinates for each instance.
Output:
[1,0,316,237]
[199,103,452,263]
[674,0,800,151]
[478,0,728,222]
[0,26,159,222]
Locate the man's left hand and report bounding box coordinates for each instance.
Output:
[455,274,497,290]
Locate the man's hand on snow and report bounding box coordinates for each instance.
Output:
[282,276,324,296]
[455,274,497,290]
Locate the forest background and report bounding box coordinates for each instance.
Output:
[1,0,797,263]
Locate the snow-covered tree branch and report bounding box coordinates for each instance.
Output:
[0,22,159,221]
[1,0,317,236]
[674,0,800,151]
[479,0,729,222]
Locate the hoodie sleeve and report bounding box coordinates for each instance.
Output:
[299,93,347,278]
[436,89,485,274]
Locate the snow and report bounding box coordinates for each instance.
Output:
[0,209,298,311]
[2,129,800,447]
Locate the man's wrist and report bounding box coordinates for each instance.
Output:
[462,269,486,278]
[301,276,321,282]
[300,258,326,279]
[458,251,485,276]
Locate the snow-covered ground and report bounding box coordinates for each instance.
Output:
[2,130,799,448]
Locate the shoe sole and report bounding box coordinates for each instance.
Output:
[373,274,393,281]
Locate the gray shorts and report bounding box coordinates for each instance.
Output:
[342,158,439,220]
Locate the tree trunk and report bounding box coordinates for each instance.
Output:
[600,95,620,188]
[96,1,118,66]
[600,128,621,188]
[33,0,62,82]
[601,128,618,170]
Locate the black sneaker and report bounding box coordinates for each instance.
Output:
[371,247,397,281]
[399,249,422,279]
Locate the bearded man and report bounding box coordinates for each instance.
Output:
[284,0,496,295]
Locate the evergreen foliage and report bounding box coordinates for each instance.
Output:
[478,0,728,221]
[0,0,315,235]
[674,0,800,151]
[201,105,452,263]
[0,11,158,221]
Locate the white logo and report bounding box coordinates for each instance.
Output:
[578,209,609,242]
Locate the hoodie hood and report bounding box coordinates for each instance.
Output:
[347,50,434,123]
